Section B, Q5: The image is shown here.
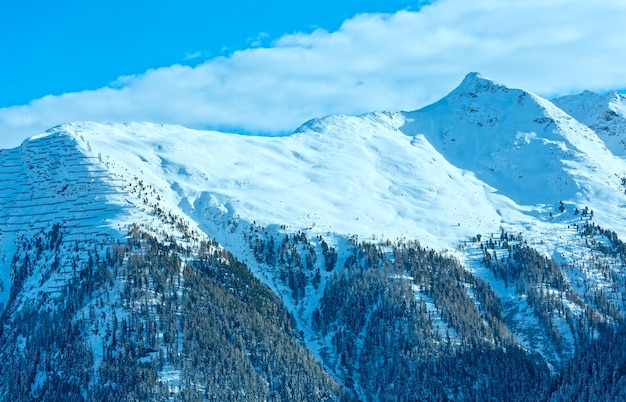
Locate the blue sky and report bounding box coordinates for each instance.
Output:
[0,0,423,106]
[1,0,626,148]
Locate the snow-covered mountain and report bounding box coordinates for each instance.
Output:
[2,73,626,400]
[554,89,626,157]
[404,73,626,208]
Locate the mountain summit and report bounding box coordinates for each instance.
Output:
[450,71,509,95]
[2,74,626,400]
[553,89,626,156]
[402,73,624,207]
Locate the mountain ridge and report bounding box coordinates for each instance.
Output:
[553,89,626,156]
[2,73,626,400]
[402,73,625,206]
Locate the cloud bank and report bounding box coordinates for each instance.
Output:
[2,0,626,148]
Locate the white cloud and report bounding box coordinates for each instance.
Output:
[2,0,626,148]
[183,50,212,62]
[247,32,270,48]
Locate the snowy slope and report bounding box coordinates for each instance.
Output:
[0,128,206,313]
[0,133,123,311]
[403,73,626,206]
[553,90,626,157]
[3,73,626,390]
[3,75,626,315]
[44,118,509,250]
[3,75,624,262]
[0,118,512,318]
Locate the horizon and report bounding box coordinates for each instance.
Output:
[2,0,626,149]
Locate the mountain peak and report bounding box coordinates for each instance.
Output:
[401,73,623,206]
[461,71,490,84]
[607,90,626,110]
[553,89,626,156]
[453,71,508,97]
